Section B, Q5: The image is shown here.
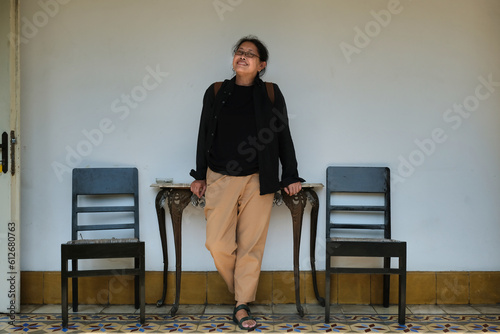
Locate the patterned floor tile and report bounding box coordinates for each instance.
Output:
[81,322,122,332]
[120,322,160,332]
[42,322,85,332]
[69,314,108,322]
[438,315,478,322]
[142,314,169,322]
[376,315,400,322]
[6,321,47,332]
[273,322,313,332]
[196,322,237,332]
[312,322,352,332]
[349,323,391,332]
[3,305,500,333]
[29,314,62,321]
[465,322,500,332]
[388,323,430,333]
[157,322,199,332]
[425,323,469,333]
[252,322,274,332]
[104,315,141,322]
[9,314,41,321]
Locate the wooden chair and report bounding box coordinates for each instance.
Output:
[61,167,145,328]
[325,166,406,324]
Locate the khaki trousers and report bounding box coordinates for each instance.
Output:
[205,168,274,303]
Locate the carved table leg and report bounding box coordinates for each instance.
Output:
[166,189,192,316]
[304,188,325,306]
[282,190,308,317]
[155,189,169,307]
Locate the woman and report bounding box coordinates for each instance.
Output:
[190,35,304,330]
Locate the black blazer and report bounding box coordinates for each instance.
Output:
[190,76,304,195]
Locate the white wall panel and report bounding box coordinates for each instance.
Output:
[19,0,500,271]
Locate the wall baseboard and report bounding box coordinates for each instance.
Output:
[21,271,500,305]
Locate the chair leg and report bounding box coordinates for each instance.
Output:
[383,257,390,308]
[134,257,140,310]
[72,260,78,312]
[383,274,390,308]
[325,260,331,323]
[398,248,407,325]
[398,273,406,324]
[398,253,407,325]
[139,249,145,324]
[61,253,68,329]
[139,270,145,324]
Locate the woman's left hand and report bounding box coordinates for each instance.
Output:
[284,182,302,196]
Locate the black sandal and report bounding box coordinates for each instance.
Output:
[233,304,257,331]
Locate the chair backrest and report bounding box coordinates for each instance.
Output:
[326,166,391,239]
[72,167,139,241]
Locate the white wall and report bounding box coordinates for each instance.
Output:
[20,0,500,272]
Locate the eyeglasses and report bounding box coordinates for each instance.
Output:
[234,50,260,59]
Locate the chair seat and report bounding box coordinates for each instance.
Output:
[66,237,139,245]
[330,237,401,243]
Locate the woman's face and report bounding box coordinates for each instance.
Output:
[232,41,266,79]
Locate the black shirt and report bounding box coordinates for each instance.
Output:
[208,84,259,176]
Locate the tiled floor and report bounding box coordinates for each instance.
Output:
[1,304,499,333]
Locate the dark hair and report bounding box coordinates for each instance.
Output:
[233,35,269,77]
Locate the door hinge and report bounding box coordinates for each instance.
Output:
[10,130,16,176]
[1,132,7,173]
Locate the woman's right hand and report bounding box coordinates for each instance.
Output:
[190,180,207,198]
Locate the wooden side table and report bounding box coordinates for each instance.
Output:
[151,182,324,316]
